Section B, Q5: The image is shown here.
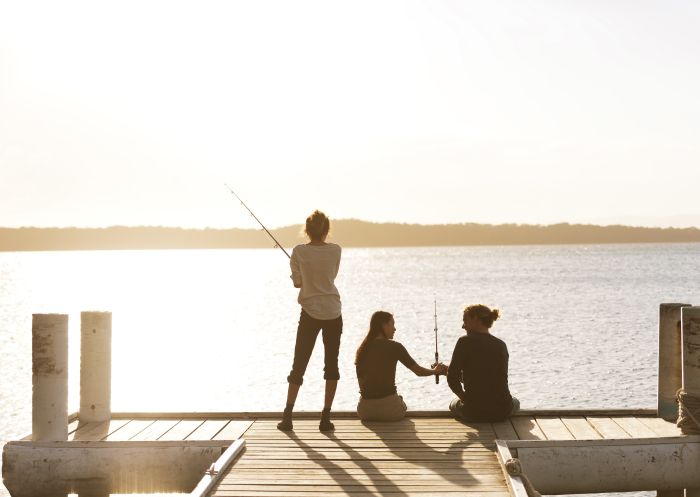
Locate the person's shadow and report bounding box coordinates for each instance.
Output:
[360,416,502,491]
[282,429,409,496]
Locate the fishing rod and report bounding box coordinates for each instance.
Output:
[434,300,439,384]
[224,184,291,259]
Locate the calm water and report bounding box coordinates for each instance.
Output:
[1,244,699,496]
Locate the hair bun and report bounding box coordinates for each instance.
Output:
[491,309,500,321]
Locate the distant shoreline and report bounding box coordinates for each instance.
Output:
[2,220,700,251]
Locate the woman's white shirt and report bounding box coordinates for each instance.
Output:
[290,243,342,320]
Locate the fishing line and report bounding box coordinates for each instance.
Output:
[225,184,291,259]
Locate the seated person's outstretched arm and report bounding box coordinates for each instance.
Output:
[410,362,448,377]
[396,343,447,377]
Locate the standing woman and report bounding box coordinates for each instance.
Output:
[355,311,448,421]
[278,210,342,432]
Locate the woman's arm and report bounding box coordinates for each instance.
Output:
[290,248,302,288]
[409,362,448,377]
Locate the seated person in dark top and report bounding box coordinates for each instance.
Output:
[355,310,448,421]
[446,304,519,422]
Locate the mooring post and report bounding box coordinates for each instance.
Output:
[682,306,700,410]
[32,313,69,442]
[682,306,700,497]
[80,311,112,423]
[658,303,691,421]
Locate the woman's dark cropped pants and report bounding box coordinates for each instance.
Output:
[287,310,343,386]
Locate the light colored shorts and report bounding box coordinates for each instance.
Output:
[357,393,407,422]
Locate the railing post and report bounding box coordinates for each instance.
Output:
[658,303,690,421]
[80,311,112,422]
[682,306,700,402]
[32,313,69,441]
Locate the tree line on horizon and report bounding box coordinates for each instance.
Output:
[1,219,700,251]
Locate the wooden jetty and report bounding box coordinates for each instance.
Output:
[194,410,695,497]
[3,409,696,496]
[4,305,700,496]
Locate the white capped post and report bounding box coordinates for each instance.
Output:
[658,303,690,421]
[80,311,112,423]
[32,313,69,442]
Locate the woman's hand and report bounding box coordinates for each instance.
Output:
[432,362,449,375]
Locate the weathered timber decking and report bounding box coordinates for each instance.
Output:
[34,411,680,443]
[21,418,253,443]
[8,411,684,496]
[212,417,508,497]
[202,413,683,497]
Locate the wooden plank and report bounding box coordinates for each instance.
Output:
[240,455,494,461]
[510,417,546,440]
[614,417,659,438]
[216,484,508,491]
[222,475,505,483]
[228,466,505,474]
[129,419,179,441]
[245,441,494,449]
[157,420,204,441]
[245,433,497,441]
[250,418,484,426]
[230,465,502,472]
[213,420,254,441]
[70,419,130,441]
[186,419,229,440]
[560,417,601,440]
[491,419,518,440]
[247,426,491,433]
[585,417,631,439]
[212,492,510,496]
[241,445,495,452]
[103,419,156,441]
[636,417,683,437]
[535,417,574,440]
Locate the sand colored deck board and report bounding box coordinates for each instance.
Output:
[70,419,130,441]
[586,417,631,438]
[157,419,204,441]
[129,419,179,441]
[213,420,254,441]
[614,417,659,438]
[510,416,547,440]
[104,419,156,441]
[187,419,229,440]
[637,416,683,437]
[560,416,602,439]
[535,417,574,440]
[491,419,518,440]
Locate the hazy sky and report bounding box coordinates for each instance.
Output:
[1,1,699,229]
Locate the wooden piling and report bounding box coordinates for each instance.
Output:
[658,303,690,421]
[682,306,700,497]
[32,313,69,442]
[682,306,700,399]
[80,311,112,423]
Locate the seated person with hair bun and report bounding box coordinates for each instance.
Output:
[446,304,519,421]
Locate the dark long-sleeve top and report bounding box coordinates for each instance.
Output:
[447,332,513,421]
[356,339,418,399]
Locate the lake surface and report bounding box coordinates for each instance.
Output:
[1,243,699,496]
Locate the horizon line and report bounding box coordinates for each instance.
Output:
[1,219,700,231]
